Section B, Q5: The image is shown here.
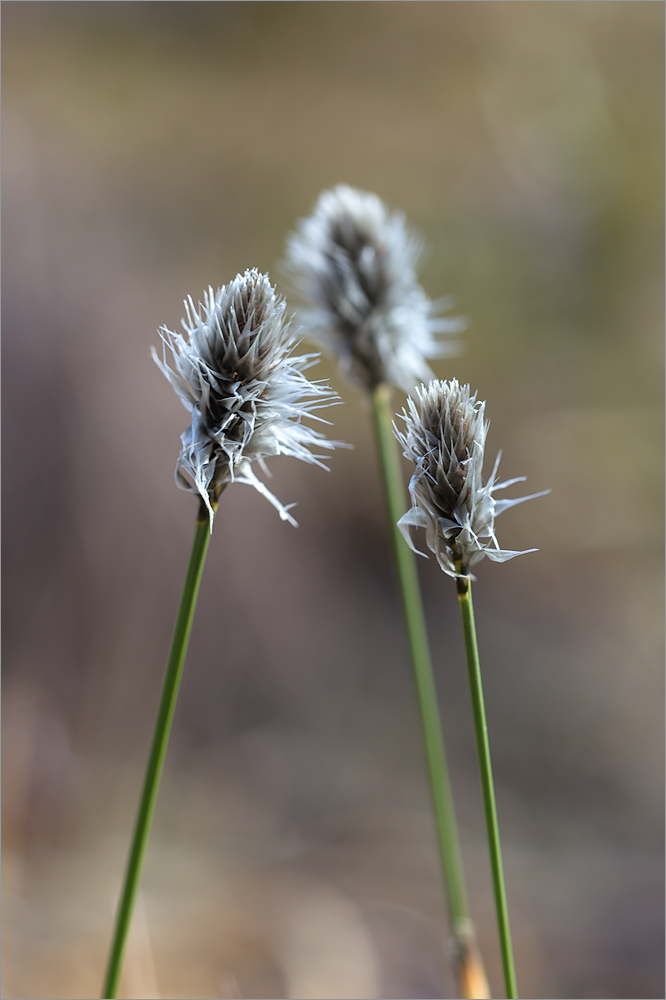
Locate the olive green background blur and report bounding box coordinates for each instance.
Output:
[2,3,664,999]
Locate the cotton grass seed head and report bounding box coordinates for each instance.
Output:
[394,379,548,578]
[285,185,462,393]
[153,268,340,528]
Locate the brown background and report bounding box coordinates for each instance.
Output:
[2,3,664,998]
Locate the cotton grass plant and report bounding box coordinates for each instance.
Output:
[395,378,549,999]
[102,269,340,999]
[285,184,461,393]
[286,186,489,998]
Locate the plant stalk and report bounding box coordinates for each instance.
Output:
[372,384,488,998]
[456,572,518,999]
[102,505,214,999]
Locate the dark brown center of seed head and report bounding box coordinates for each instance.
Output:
[327,216,389,313]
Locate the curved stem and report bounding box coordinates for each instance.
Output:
[102,508,214,998]
[372,385,488,998]
[457,573,518,999]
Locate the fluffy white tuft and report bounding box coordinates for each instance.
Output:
[394,379,548,577]
[285,185,462,393]
[153,268,341,528]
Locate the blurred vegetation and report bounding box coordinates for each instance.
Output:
[2,3,664,998]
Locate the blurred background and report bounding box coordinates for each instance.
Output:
[2,3,664,998]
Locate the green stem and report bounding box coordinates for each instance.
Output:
[457,573,518,999]
[102,507,214,999]
[371,385,482,984]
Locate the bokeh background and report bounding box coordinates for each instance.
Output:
[2,3,664,999]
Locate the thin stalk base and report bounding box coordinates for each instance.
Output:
[457,573,518,999]
[102,509,214,998]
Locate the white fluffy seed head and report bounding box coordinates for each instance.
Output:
[394,379,547,577]
[285,185,462,393]
[153,268,341,528]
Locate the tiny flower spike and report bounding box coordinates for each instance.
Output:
[285,185,462,392]
[101,275,340,999]
[395,379,548,1000]
[289,192,491,998]
[152,269,340,528]
[395,379,549,578]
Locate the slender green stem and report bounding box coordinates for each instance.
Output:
[102,507,214,999]
[371,385,485,993]
[456,573,518,999]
